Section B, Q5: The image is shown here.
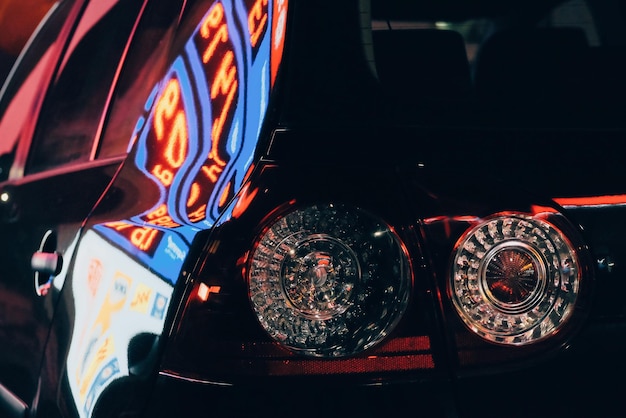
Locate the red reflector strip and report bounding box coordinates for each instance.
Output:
[264,354,435,376]
[163,336,435,380]
[373,336,431,353]
[259,336,434,376]
[554,195,626,208]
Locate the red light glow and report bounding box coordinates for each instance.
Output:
[554,194,626,208]
[263,354,435,376]
[232,183,258,218]
[197,283,221,302]
[530,205,558,215]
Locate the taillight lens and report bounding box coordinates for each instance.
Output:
[449,213,581,345]
[248,204,411,357]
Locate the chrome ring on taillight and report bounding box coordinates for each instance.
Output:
[248,204,411,358]
[449,213,581,345]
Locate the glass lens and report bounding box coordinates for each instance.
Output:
[450,214,580,345]
[248,204,411,357]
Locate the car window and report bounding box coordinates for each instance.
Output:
[25,0,145,175]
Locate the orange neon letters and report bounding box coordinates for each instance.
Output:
[130,227,160,251]
[209,51,237,166]
[248,0,268,47]
[150,76,189,187]
[145,204,180,228]
[185,1,242,224]
[165,111,188,168]
[202,164,223,183]
[187,182,200,207]
[152,164,174,186]
[201,3,228,63]
[188,204,207,223]
[154,79,180,140]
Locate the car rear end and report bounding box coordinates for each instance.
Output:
[131,2,626,417]
[32,0,624,417]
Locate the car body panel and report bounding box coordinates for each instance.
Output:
[0,0,146,414]
[31,0,288,416]
[0,0,624,417]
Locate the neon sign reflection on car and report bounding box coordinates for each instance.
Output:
[65,1,287,416]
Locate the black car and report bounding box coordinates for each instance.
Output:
[0,0,625,417]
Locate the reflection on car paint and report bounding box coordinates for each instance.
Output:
[67,230,173,417]
[64,0,287,416]
[93,0,285,283]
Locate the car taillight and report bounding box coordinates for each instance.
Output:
[248,204,412,357]
[449,213,581,345]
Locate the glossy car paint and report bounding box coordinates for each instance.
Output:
[0,0,624,417]
[31,0,287,416]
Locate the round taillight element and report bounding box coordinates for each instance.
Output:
[482,241,547,313]
[248,204,411,357]
[450,214,581,345]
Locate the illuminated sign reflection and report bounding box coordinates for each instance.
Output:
[92,0,287,283]
[67,1,288,416]
[67,230,173,417]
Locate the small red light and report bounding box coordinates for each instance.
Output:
[197,283,221,302]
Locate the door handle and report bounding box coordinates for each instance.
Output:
[31,251,63,275]
[31,230,63,297]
